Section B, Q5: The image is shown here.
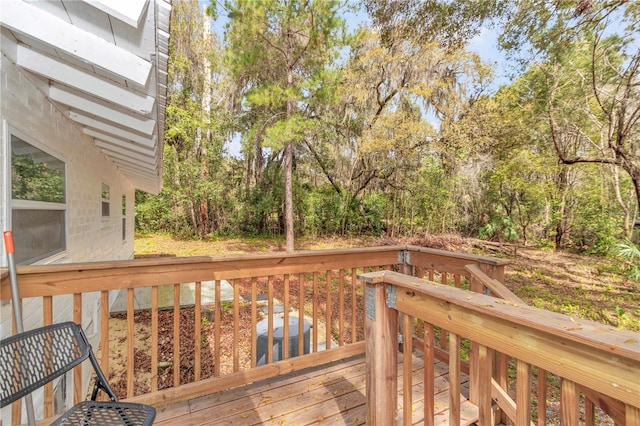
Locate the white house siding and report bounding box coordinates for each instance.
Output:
[1,38,137,421]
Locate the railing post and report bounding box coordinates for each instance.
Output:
[361,271,398,425]
[469,274,480,406]
[477,344,494,425]
[479,263,508,424]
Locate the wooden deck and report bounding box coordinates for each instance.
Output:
[154,353,478,425]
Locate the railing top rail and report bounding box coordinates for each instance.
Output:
[465,263,524,303]
[360,270,640,407]
[406,245,511,267]
[0,245,508,299]
[1,246,406,274]
[0,246,404,299]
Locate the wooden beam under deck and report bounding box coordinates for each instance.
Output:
[153,354,478,426]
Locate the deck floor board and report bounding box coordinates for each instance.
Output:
[154,353,477,425]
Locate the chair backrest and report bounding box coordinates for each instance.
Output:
[0,322,90,407]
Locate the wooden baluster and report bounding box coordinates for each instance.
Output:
[151,286,159,390]
[194,281,201,381]
[338,269,345,346]
[283,275,290,360]
[415,266,424,279]
[312,271,318,352]
[627,405,640,426]
[298,273,304,355]
[403,313,413,426]
[497,352,509,424]
[537,368,547,426]
[561,378,579,425]
[438,327,447,351]
[325,270,332,350]
[125,288,135,397]
[251,278,258,367]
[173,284,180,387]
[438,273,449,349]
[424,322,435,426]
[214,280,222,375]
[585,396,595,426]
[517,360,532,425]
[477,344,494,425]
[43,296,53,414]
[416,318,424,339]
[233,279,240,371]
[351,268,357,343]
[267,276,274,364]
[449,332,461,426]
[74,293,83,403]
[99,291,110,398]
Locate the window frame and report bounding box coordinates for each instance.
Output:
[121,194,127,242]
[101,183,110,217]
[7,125,68,265]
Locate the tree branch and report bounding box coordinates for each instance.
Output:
[303,138,343,196]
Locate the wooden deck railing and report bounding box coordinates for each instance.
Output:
[360,270,640,425]
[0,245,508,425]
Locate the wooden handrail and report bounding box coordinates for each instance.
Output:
[464,263,525,304]
[0,246,407,298]
[360,270,640,424]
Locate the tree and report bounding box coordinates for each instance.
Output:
[160,0,235,237]
[361,0,504,50]
[222,0,346,252]
[500,1,640,220]
[301,27,497,234]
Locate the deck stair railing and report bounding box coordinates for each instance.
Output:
[360,270,640,425]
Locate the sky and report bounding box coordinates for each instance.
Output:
[468,26,512,89]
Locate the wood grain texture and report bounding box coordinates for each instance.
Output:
[361,270,640,407]
[364,281,397,425]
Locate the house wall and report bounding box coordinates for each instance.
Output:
[1,34,138,420]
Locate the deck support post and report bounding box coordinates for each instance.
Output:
[361,272,398,425]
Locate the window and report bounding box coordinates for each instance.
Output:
[122,195,126,241]
[101,183,110,217]
[10,134,66,264]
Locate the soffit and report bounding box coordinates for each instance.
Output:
[0,0,172,194]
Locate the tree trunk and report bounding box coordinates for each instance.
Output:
[631,165,640,216]
[284,140,294,252]
[285,61,295,252]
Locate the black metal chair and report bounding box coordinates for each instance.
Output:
[0,322,155,425]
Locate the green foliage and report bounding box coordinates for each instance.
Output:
[133,0,637,260]
[11,154,65,203]
[223,0,347,250]
[301,186,343,235]
[571,210,620,255]
[409,161,457,234]
[363,0,504,50]
[613,240,640,281]
[299,185,386,236]
[479,216,519,242]
[135,190,175,234]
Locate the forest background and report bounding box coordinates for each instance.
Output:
[134,0,639,277]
